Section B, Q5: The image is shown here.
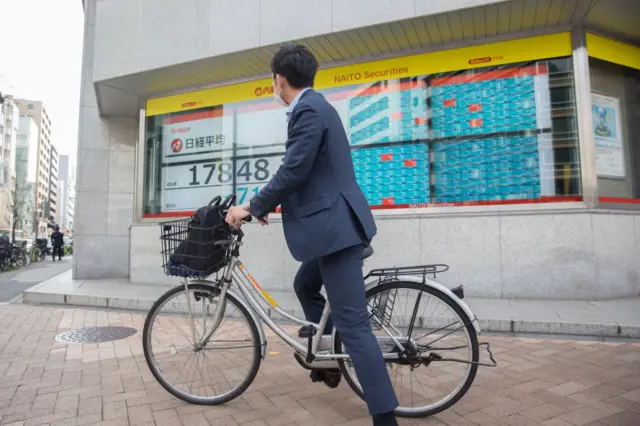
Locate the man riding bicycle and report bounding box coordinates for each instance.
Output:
[226,44,399,426]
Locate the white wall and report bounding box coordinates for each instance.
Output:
[130,207,640,300]
[91,0,509,81]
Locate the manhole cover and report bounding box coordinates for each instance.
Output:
[55,326,137,344]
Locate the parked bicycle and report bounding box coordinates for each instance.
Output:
[35,238,49,261]
[11,240,30,267]
[143,194,496,418]
[0,238,9,271]
[0,237,30,269]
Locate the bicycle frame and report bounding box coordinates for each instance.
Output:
[186,255,407,363]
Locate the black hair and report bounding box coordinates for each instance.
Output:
[270,44,318,89]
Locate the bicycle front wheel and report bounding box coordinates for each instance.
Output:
[335,280,479,418]
[143,283,262,405]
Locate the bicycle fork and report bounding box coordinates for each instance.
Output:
[182,277,231,351]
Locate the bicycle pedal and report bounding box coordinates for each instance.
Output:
[298,325,317,339]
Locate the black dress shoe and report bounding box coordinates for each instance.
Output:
[321,369,341,388]
[373,411,398,426]
[309,369,341,389]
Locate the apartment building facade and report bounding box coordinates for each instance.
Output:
[16,99,56,235]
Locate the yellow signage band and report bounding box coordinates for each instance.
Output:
[146,32,572,116]
[586,33,640,72]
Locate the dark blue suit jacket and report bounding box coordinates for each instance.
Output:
[249,89,377,262]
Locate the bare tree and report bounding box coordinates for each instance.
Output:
[6,183,33,243]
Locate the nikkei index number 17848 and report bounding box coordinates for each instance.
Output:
[187,157,283,187]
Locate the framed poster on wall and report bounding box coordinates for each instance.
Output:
[592,93,625,178]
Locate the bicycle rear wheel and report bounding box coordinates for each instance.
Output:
[334,280,479,418]
[143,283,261,405]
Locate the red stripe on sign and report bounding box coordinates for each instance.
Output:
[404,159,417,167]
[144,211,195,218]
[443,99,456,107]
[469,104,482,112]
[144,196,583,218]
[381,153,393,162]
[470,118,483,128]
[598,197,640,204]
[431,65,549,86]
[368,196,583,210]
[354,81,426,98]
[163,109,226,124]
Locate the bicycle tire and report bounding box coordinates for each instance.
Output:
[143,283,262,405]
[334,280,479,418]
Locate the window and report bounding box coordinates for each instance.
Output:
[143,57,579,216]
[589,57,640,201]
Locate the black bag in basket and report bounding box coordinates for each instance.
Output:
[168,197,232,275]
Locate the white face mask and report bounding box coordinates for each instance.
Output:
[273,76,288,107]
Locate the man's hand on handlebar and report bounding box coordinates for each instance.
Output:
[225,206,252,230]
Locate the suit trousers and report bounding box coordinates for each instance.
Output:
[293,244,398,415]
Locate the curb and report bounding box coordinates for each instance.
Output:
[22,290,640,339]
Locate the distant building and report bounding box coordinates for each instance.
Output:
[0,95,18,234]
[50,144,60,227]
[16,115,41,236]
[15,99,55,235]
[58,155,75,235]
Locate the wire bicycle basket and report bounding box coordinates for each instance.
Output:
[159,218,233,279]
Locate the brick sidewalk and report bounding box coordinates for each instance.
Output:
[0,304,639,426]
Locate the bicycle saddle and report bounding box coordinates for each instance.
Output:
[362,245,374,260]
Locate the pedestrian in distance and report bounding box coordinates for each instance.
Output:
[51,226,64,261]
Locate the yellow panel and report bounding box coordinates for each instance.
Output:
[587,33,640,71]
[146,32,571,116]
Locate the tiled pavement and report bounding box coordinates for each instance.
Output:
[0,304,639,426]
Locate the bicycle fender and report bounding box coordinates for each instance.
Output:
[365,276,482,335]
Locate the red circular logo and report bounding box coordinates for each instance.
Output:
[171,139,183,153]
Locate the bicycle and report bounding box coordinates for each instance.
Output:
[142,194,497,418]
[6,241,30,268]
[0,246,8,271]
[35,239,49,261]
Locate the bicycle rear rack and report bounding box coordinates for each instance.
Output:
[365,264,464,299]
[365,264,450,281]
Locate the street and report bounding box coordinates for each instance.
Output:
[0,256,71,302]
[0,303,638,425]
